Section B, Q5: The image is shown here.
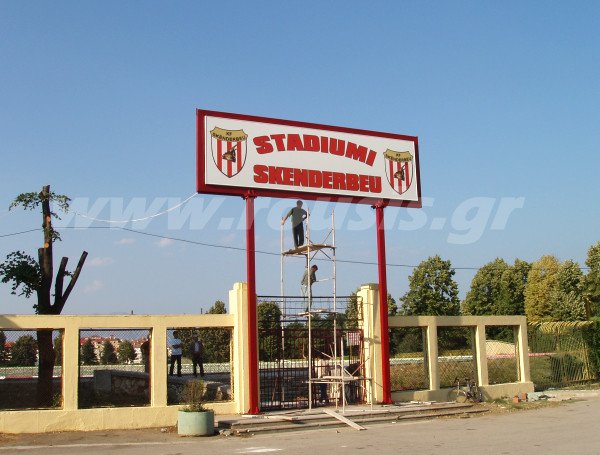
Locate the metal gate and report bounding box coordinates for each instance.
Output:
[257,295,365,411]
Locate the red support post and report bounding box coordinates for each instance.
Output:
[375,204,393,404]
[245,194,260,414]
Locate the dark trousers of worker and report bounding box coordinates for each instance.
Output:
[293,223,304,248]
[169,354,182,376]
[192,354,204,377]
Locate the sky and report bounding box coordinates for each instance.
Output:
[0,1,598,316]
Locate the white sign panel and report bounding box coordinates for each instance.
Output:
[197,110,421,207]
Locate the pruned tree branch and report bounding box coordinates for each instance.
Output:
[54,256,69,310]
[56,251,88,314]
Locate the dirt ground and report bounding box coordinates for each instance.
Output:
[0,426,180,448]
[475,397,561,415]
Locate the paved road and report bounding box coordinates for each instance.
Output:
[2,397,599,454]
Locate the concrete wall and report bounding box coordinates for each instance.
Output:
[0,310,237,433]
[357,283,534,403]
[0,282,534,433]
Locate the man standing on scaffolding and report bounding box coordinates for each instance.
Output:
[281,200,307,248]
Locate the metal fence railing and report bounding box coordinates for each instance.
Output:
[389,325,522,392]
[436,327,477,388]
[528,321,599,390]
[79,328,151,408]
[389,327,429,392]
[486,326,519,385]
[0,329,63,411]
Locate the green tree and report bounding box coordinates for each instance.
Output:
[257,301,282,361]
[202,300,231,362]
[583,241,600,318]
[344,292,360,329]
[178,300,232,363]
[497,259,531,315]
[525,256,585,321]
[53,332,63,366]
[399,255,460,316]
[386,293,400,353]
[461,259,530,317]
[387,293,398,316]
[258,301,282,330]
[340,290,394,328]
[11,335,38,366]
[0,186,88,406]
[209,300,226,314]
[80,338,97,365]
[100,340,118,365]
[525,255,560,321]
[462,258,509,315]
[390,327,424,356]
[552,260,585,321]
[312,313,335,330]
[117,340,137,364]
[283,321,306,359]
[0,331,9,365]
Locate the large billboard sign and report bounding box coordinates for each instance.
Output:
[197,109,421,207]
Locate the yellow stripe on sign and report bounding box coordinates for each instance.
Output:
[384,149,412,162]
[210,127,248,142]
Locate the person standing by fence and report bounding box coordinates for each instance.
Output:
[169,330,182,377]
[191,335,205,377]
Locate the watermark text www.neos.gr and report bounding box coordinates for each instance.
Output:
[55,196,524,245]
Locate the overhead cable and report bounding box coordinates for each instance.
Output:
[0,225,591,271]
[72,193,198,224]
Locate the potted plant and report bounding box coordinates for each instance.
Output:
[177,379,215,436]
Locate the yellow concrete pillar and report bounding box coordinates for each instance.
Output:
[357,283,383,404]
[62,322,79,411]
[516,319,531,383]
[474,324,489,386]
[426,322,440,390]
[229,282,251,414]
[150,322,167,407]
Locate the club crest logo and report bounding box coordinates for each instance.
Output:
[210,127,248,178]
[383,149,414,195]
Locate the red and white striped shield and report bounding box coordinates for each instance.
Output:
[384,150,414,195]
[210,127,247,178]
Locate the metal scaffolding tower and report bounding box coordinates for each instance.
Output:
[280,208,342,409]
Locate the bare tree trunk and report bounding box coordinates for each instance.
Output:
[36,329,55,407]
[38,185,53,313]
[36,185,55,407]
[34,185,87,407]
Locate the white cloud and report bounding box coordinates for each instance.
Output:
[116,238,136,245]
[88,257,114,267]
[84,280,104,294]
[156,238,174,248]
